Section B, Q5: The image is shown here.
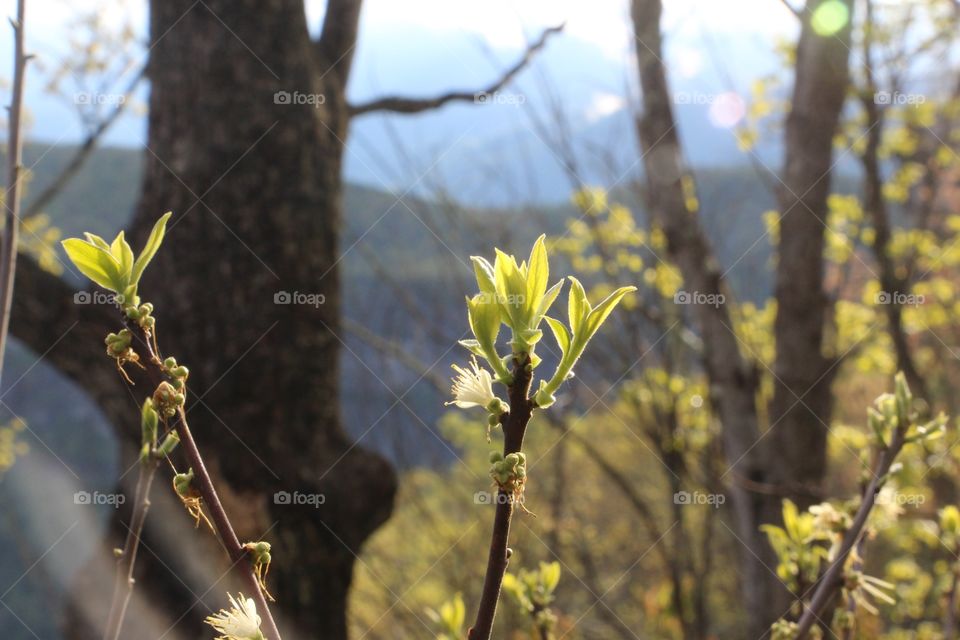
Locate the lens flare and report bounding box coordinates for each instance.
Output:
[708,92,746,129]
[811,0,850,37]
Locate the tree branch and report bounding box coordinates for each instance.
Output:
[468,357,534,640]
[316,0,363,85]
[0,0,30,385]
[348,24,563,117]
[124,314,282,640]
[24,65,145,220]
[794,425,907,638]
[858,0,927,401]
[103,454,160,640]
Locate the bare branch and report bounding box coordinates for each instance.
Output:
[316,0,363,85]
[24,65,145,220]
[103,455,160,640]
[0,0,30,386]
[349,24,564,117]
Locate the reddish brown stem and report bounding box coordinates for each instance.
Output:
[126,318,283,640]
[468,356,534,640]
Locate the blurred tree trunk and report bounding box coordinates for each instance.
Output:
[766,0,854,515]
[14,0,396,638]
[630,0,853,636]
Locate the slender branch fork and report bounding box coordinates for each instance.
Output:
[114,317,283,640]
[468,357,534,640]
[794,426,907,638]
[0,0,30,386]
[103,453,160,640]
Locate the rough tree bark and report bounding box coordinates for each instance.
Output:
[12,0,559,636]
[17,1,397,638]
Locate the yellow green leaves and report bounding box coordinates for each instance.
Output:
[62,236,127,293]
[459,234,635,412]
[132,212,172,284]
[535,277,637,408]
[867,373,946,446]
[502,561,561,615]
[470,235,562,356]
[61,212,172,299]
[426,593,465,640]
[140,398,159,461]
[462,294,509,383]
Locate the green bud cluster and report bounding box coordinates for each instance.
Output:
[867,372,946,447]
[105,329,133,358]
[163,356,190,389]
[246,540,272,565]
[124,301,156,330]
[153,381,185,418]
[489,451,527,494]
[173,467,196,498]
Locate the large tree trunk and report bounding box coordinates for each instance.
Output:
[629,0,780,636]
[765,0,854,517]
[12,1,395,638]
[631,0,853,635]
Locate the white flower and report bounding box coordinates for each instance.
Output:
[446,357,501,410]
[205,593,264,640]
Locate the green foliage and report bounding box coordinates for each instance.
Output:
[426,593,465,640]
[502,561,562,637]
[61,211,171,300]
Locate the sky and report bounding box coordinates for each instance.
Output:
[4,0,799,148]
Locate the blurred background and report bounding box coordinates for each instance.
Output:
[1,0,959,638]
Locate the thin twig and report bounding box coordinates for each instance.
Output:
[24,65,145,220]
[0,0,30,386]
[794,427,907,638]
[468,356,534,640]
[349,25,563,117]
[125,317,283,640]
[103,454,160,640]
